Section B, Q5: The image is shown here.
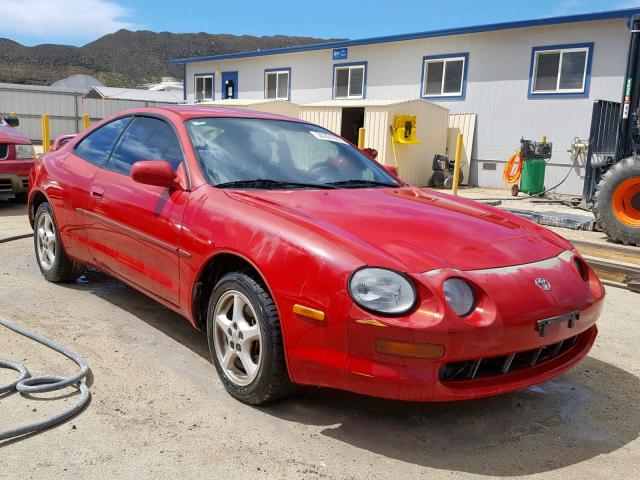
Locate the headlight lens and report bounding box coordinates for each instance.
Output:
[15,144,35,159]
[349,267,416,315]
[443,278,475,317]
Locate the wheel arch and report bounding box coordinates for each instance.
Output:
[28,189,51,228]
[191,250,281,332]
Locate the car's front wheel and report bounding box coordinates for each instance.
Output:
[206,271,293,404]
[34,202,84,282]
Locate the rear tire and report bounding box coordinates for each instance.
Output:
[34,202,85,282]
[593,157,640,246]
[206,271,294,405]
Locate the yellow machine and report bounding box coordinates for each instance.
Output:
[392,115,421,144]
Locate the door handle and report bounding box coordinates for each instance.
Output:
[90,186,104,199]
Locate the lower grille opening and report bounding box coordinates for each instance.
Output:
[439,334,580,382]
[0,178,13,192]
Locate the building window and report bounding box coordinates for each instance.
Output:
[421,53,468,99]
[529,43,593,97]
[195,74,213,102]
[265,69,290,100]
[333,63,366,99]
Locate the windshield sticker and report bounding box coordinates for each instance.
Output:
[191,121,207,126]
[309,131,348,144]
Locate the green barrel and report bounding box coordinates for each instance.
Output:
[520,157,546,195]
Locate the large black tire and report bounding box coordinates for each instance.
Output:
[34,202,85,282]
[206,271,294,405]
[593,157,640,246]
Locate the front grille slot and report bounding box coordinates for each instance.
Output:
[440,334,579,382]
[0,178,13,192]
[0,144,8,159]
[21,178,29,189]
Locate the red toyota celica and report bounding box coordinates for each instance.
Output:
[28,106,604,405]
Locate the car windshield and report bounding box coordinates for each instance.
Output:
[185,117,399,189]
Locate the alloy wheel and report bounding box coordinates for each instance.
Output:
[36,212,57,270]
[213,290,263,386]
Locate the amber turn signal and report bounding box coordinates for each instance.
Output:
[292,304,326,321]
[374,339,444,359]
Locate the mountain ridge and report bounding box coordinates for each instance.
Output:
[0,29,344,87]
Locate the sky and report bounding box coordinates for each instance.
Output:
[3,0,640,46]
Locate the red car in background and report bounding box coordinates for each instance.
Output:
[0,115,36,201]
[28,106,604,405]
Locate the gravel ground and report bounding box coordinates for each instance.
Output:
[1,198,639,479]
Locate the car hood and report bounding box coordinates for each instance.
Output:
[226,186,566,272]
[0,125,30,144]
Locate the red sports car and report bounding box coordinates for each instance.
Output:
[28,106,604,404]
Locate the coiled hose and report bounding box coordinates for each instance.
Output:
[0,315,90,441]
[503,149,523,184]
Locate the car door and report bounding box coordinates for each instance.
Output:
[85,115,188,307]
[53,116,133,264]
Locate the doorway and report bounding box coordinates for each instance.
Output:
[340,107,365,145]
[221,71,238,99]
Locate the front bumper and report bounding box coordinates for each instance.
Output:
[342,252,604,402]
[0,173,29,199]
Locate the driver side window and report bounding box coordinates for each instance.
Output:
[107,116,183,175]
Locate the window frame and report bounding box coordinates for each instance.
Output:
[528,43,593,98]
[73,116,133,167]
[194,73,214,102]
[264,68,291,100]
[420,53,468,100]
[332,62,367,99]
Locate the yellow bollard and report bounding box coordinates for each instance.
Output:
[451,133,463,195]
[541,135,547,143]
[358,127,365,149]
[82,114,90,130]
[41,114,51,153]
[10,112,16,117]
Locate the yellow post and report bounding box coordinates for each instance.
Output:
[541,135,547,143]
[451,133,463,195]
[357,127,365,149]
[82,114,90,130]
[10,112,16,117]
[41,114,51,153]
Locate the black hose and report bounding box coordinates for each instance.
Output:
[472,153,581,202]
[0,233,33,244]
[0,315,91,441]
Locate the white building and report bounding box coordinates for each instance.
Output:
[171,8,640,194]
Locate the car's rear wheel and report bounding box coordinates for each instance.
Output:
[34,202,84,282]
[206,271,293,404]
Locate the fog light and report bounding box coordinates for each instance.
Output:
[374,339,444,359]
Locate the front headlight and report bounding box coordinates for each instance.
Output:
[15,144,35,159]
[349,267,416,315]
[443,278,475,317]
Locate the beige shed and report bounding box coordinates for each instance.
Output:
[199,99,299,119]
[299,99,449,186]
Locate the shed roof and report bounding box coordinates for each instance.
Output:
[171,8,639,65]
[200,99,294,106]
[301,99,442,108]
[84,86,182,103]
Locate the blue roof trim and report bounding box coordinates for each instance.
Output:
[170,8,640,65]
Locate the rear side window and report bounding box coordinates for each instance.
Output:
[107,116,183,175]
[74,117,132,166]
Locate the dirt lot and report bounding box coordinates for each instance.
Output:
[1,198,639,479]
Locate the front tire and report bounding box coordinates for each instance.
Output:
[206,271,293,404]
[593,157,640,246]
[34,202,84,282]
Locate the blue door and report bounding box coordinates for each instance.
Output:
[221,71,238,99]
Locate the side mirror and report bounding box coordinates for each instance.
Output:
[6,116,19,128]
[131,161,181,189]
[383,165,399,177]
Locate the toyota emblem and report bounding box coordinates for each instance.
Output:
[535,278,551,291]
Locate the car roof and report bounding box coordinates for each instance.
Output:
[126,105,307,124]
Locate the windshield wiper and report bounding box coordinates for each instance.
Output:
[216,178,337,190]
[326,179,398,188]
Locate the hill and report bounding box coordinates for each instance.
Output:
[0,30,342,87]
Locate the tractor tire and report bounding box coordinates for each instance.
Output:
[593,156,640,246]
